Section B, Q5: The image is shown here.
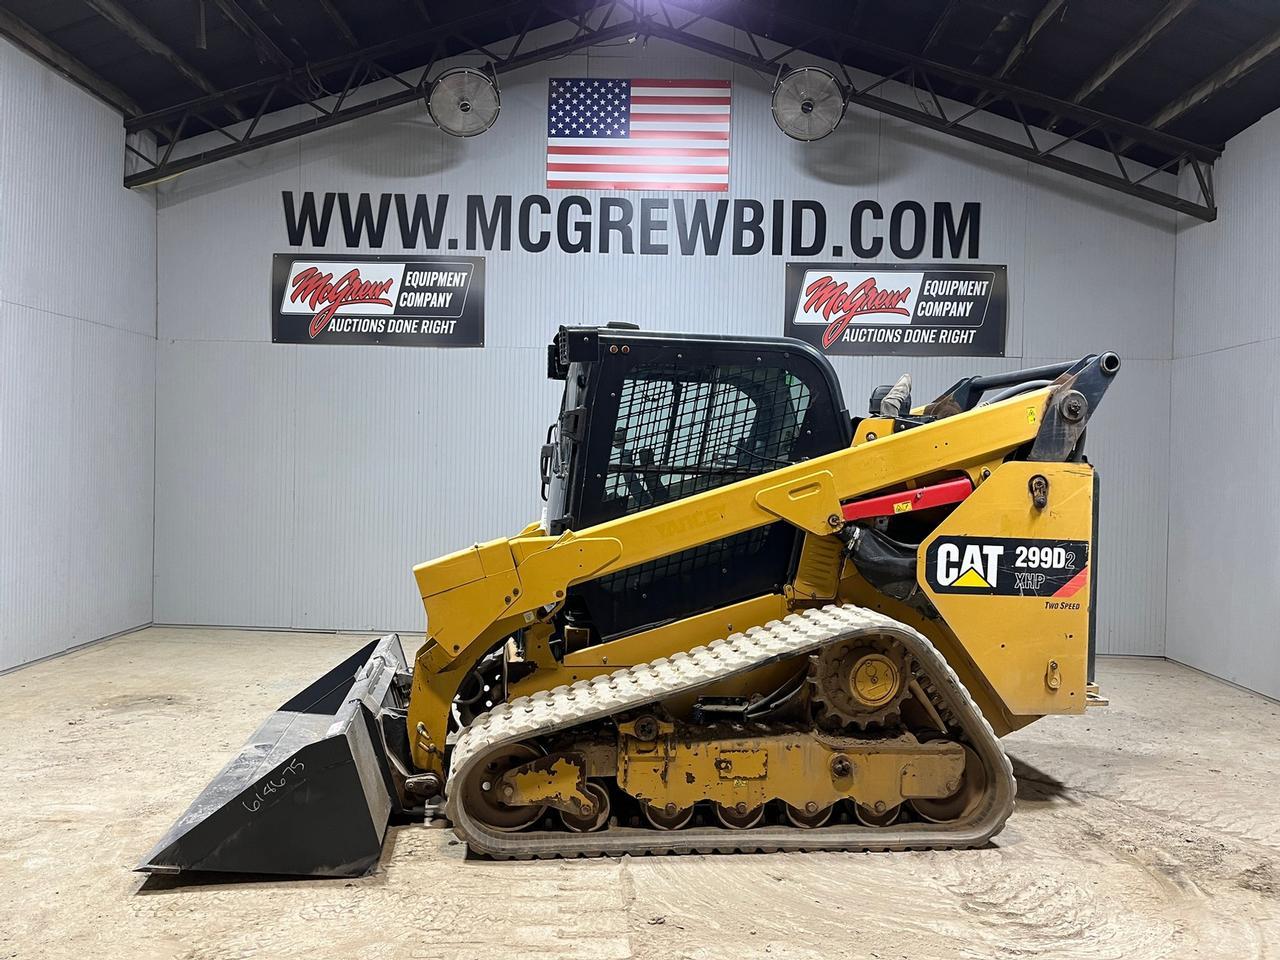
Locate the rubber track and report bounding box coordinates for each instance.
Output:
[445,604,1016,859]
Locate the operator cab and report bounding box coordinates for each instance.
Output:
[542,324,852,644]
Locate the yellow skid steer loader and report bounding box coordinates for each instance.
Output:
[140,325,1118,876]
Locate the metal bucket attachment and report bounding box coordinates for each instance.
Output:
[137,634,413,878]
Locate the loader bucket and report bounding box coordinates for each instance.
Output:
[137,634,412,879]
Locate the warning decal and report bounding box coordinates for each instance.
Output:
[925,536,1089,597]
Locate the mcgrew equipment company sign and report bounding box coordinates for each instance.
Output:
[271,254,484,347]
[784,262,1007,357]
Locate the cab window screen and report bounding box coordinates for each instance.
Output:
[603,361,812,517]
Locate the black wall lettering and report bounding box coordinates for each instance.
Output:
[732,200,765,255]
[338,193,392,248]
[639,199,669,255]
[283,191,335,247]
[395,194,448,249]
[850,200,883,258]
[600,198,634,254]
[282,193,982,261]
[673,199,728,255]
[518,195,551,253]
[890,201,927,259]
[557,196,592,254]
[933,201,981,259]
[790,200,825,257]
[466,194,512,251]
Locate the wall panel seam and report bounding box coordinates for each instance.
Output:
[0,297,158,340]
[1176,332,1280,361]
[0,620,153,677]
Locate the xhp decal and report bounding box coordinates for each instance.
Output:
[925,536,1089,598]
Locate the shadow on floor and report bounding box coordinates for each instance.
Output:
[133,861,396,894]
[133,869,380,894]
[136,871,300,894]
[1009,755,1074,805]
[135,763,1060,892]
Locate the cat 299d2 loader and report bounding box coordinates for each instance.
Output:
[140,325,1119,877]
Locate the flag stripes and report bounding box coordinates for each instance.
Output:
[546,78,731,192]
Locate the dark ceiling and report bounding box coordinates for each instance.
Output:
[5,0,1279,143]
[0,0,1276,214]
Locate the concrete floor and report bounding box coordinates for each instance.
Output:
[2,628,1279,960]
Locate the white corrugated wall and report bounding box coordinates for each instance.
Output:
[151,36,1175,656]
[0,39,157,670]
[1169,106,1280,700]
[11,22,1280,694]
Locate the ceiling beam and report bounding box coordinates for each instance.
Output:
[317,0,360,48]
[125,0,538,131]
[411,0,434,26]
[82,0,245,119]
[995,0,1067,79]
[1145,24,1280,130]
[921,0,962,55]
[704,0,1213,158]
[645,18,1215,220]
[1044,0,1194,131]
[0,6,144,116]
[243,0,309,60]
[132,0,1216,163]
[121,0,1219,220]
[846,0,867,34]
[1074,0,1194,105]
[124,10,643,188]
[208,0,293,68]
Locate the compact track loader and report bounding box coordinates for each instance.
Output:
[140,325,1119,877]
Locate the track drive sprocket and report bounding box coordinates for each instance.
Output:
[810,637,913,730]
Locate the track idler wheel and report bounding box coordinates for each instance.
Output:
[908,744,987,823]
[459,743,547,832]
[560,783,611,833]
[643,802,695,831]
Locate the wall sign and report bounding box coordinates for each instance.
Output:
[271,254,484,346]
[281,192,981,260]
[784,262,1007,357]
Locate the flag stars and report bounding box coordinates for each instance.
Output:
[547,77,631,138]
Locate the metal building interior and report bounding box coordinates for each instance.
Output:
[1,1,1278,957]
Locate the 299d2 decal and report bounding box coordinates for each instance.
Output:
[925,536,1089,601]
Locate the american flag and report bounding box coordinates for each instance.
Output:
[546,78,731,192]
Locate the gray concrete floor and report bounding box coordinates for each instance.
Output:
[1,627,1278,960]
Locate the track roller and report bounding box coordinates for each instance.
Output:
[643,802,695,831]
[714,803,765,829]
[784,802,834,828]
[560,783,611,833]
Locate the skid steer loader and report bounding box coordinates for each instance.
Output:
[140,325,1119,877]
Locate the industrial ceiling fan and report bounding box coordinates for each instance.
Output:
[428,67,501,137]
[771,66,847,141]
